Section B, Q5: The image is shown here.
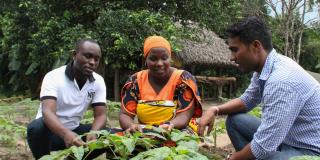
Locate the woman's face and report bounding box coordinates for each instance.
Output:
[146,47,171,78]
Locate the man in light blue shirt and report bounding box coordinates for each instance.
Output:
[198,17,320,160]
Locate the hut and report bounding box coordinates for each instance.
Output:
[173,28,237,100]
[174,29,236,69]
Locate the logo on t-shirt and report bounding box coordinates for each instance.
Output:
[87,90,95,100]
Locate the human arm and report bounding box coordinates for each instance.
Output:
[40,72,84,147]
[86,104,106,142]
[198,73,261,136]
[119,108,143,133]
[42,99,85,147]
[227,82,302,159]
[248,82,302,159]
[86,76,107,141]
[119,76,142,133]
[197,98,246,136]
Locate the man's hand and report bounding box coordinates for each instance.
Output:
[226,144,255,160]
[86,133,97,142]
[159,122,174,132]
[63,130,85,147]
[227,152,247,160]
[125,123,143,133]
[197,106,219,136]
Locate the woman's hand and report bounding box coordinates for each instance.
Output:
[159,122,174,132]
[125,123,143,133]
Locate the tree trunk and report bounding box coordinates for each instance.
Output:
[191,65,196,75]
[296,0,307,63]
[289,15,296,60]
[114,69,120,102]
[318,2,320,21]
[284,14,290,57]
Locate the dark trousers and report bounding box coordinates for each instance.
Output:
[226,113,320,159]
[27,118,107,159]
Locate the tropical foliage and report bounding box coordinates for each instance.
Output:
[0,0,244,98]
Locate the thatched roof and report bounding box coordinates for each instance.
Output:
[175,28,236,68]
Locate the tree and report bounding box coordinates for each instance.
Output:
[95,9,189,100]
[0,0,244,99]
[0,1,96,97]
[266,0,319,63]
[106,0,243,35]
[242,0,269,17]
[299,25,320,72]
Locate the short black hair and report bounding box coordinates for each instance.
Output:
[75,38,100,53]
[226,16,273,51]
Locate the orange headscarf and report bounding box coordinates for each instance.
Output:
[143,36,171,58]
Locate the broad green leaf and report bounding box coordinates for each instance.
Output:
[170,131,187,142]
[169,155,189,160]
[25,62,39,75]
[122,137,135,153]
[177,140,199,151]
[87,140,107,151]
[8,58,21,71]
[144,132,167,140]
[175,146,208,160]
[71,146,84,160]
[131,147,172,160]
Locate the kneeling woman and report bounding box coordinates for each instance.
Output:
[120,36,202,134]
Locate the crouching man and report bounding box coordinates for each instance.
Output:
[27,39,108,159]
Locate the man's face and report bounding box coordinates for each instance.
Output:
[228,37,258,73]
[146,47,171,78]
[73,41,101,77]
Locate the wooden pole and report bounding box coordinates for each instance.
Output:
[114,69,120,101]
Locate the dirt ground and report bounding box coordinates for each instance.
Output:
[201,101,233,149]
[0,100,233,160]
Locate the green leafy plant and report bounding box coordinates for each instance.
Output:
[211,120,226,148]
[0,98,38,150]
[0,117,26,147]
[40,127,208,160]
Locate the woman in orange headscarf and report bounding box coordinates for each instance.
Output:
[119,36,202,134]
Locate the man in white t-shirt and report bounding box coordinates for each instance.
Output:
[27,39,108,159]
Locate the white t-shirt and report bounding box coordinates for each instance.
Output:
[36,64,106,130]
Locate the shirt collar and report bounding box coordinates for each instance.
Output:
[65,61,95,82]
[259,49,277,81]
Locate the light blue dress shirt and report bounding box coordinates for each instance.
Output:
[240,49,320,159]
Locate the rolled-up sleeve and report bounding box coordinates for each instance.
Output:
[250,82,302,159]
[239,73,262,111]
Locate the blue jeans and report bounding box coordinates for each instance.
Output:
[27,117,110,159]
[226,113,319,160]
